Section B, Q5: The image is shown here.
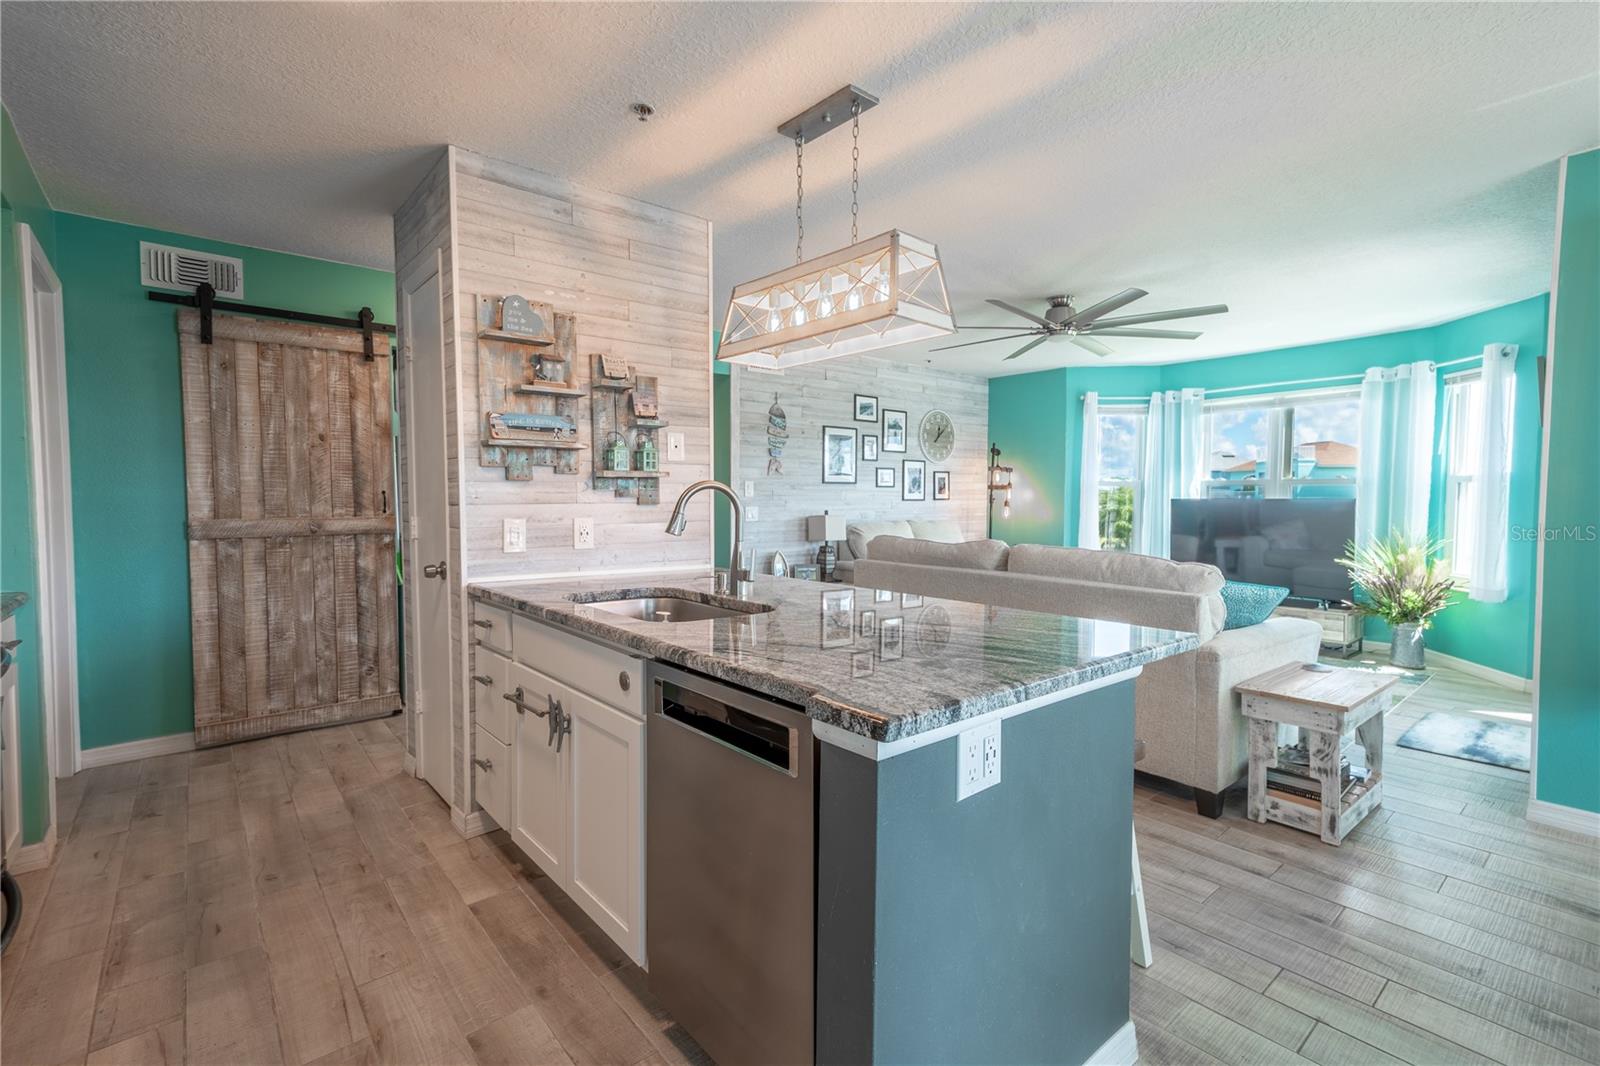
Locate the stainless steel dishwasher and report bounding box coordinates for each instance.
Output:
[646,662,815,1066]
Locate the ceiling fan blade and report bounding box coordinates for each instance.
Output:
[954,324,1043,330]
[1087,304,1229,328]
[930,331,1038,352]
[986,299,1054,329]
[1067,288,1147,326]
[1085,327,1202,340]
[1002,336,1050,361]
[1070,336,1114,357]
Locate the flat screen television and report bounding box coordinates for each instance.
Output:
[1170,499,1356,605]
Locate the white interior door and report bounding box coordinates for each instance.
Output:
[403,258,453,801]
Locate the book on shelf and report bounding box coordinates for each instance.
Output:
[1267,763,1370,801]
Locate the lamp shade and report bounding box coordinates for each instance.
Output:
[806,512,846,541]
[719,230,954,369]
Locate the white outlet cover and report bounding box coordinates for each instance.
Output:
[503,517,526,553]
[957,719,1002,801]
[745,505,759,521]
[574,517,595,550]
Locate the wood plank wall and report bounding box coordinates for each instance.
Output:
[394,147,712,818]
[733,358,990,571]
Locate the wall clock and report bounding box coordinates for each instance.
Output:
[919,409,955,461]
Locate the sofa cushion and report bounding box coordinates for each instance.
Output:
[907,519,964,543]
[1219,580,1290,629]
[1007,544,1224,595]
[866,535,1010,571]
[845,520,914,560]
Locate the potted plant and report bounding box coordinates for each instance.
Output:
[1336,533,1458,669]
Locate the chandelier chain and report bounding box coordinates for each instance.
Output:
[795,132,805,262]
[850,99,861,244]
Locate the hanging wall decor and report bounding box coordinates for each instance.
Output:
[590,353,668,505]
[766,394,788,475]
[477,298,587,481]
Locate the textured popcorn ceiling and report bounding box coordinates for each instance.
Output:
[3,2,1596,373]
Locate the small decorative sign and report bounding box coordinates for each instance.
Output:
[599,352,631,380]
[631,375,660,419]
[500,295,544,337]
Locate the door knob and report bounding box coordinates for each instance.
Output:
[422,560,447,579]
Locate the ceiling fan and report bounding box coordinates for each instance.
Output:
[933,289,1229,361]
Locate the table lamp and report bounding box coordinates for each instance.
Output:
[807,511,846,580]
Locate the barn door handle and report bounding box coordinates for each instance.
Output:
[381,489,388,514]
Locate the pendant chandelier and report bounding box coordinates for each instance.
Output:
[718,86,954,369]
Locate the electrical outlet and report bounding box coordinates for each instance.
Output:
[573,517,595,550]
[957,719,1002,801]
[667,432,685,462]
[743,480,755,497]
[502,518,526,553]
[746,505,759,521]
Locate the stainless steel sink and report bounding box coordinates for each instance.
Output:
[579,594,773,623]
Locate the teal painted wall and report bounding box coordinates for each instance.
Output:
[991,296,1549,678]
[986,369,1070,546]
[53,212,395,749]
[1534,149,1599,816]
[1,106,57,844]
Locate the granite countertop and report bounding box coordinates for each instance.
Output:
[470,573,1198,743]
[1,591,28,621]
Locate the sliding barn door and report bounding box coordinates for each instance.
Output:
[179,309,400,746]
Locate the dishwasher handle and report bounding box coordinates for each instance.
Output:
[657,678,800,776]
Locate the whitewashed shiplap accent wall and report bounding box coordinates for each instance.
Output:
[733,357,989,572]
[393,147,713,821]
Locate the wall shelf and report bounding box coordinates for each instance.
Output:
[594,470,668,479]
[478,327,558,349]
[592,378,633,390]
[483,438,588,451]
[514,382,588,397]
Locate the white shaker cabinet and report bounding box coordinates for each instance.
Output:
[503,659,570,886]
[564,689,644,962]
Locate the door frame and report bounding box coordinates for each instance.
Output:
[397,249,454,804]
[19,223,78,802]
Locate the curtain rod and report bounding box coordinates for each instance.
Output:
[1090,352,1491,404]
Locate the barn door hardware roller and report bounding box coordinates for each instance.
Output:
[148,282,396,357]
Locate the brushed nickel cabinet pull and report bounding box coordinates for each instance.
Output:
[618,671,631,692]
[472,674,493,685]
[472,756,493,771]
[471,618,493,629]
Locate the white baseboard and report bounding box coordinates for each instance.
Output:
[451,806,496,838]
[9,824,56,873]
[1526,798,1600,837]
[79,731,196,769]
[1086,1020,1139,1066]
[1359,641,1531,693]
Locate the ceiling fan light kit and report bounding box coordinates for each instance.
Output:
[933,291,1229,361]
[718,85,954,370]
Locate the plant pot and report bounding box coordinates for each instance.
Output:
[1391,622,1426,669]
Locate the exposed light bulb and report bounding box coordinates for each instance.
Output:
[768,311,782,332]
[847,290,862,311]
[819,295,833,317]
[1002,492,1012,519]
[794,303,807,326]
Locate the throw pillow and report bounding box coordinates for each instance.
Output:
[1220,580,1290,629]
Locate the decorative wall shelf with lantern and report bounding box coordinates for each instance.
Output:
[589,353,669,505]
[477,295,588,480]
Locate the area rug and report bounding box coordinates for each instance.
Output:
[1397,711,1531,771]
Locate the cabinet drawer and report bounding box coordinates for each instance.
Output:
[473,726,511,828]
[471,603,512,655]
[471,648,514,744]
[511,613,645,719]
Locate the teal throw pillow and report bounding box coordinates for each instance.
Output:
[1220,580,1290,630]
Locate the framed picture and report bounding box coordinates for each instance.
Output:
[854,394,879,422]
[862,434,879,461]
[851,651,875,679]
[901,593,924,608]
[822,426,858,484]
[933,470,951,500]
[858,609,877,639]
[879,616,905,661]
[792,564,821,581]
[874,588,894,603]
[882,409,908,452]
[875,467,896,489]
[821,588,856,648]
[902,459,926,501]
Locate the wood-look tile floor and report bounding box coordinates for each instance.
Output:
[3,665,1595,1066]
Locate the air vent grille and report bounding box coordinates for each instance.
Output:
[140,242,245,299]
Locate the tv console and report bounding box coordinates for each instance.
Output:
[1273,601,1363,658]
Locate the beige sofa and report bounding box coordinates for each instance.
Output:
[856,538,1322,816]
[833,518,965,583]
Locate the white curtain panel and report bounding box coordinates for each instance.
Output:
[1467,344,1518,602]
[1355,360,1437,546]
[1078,391,1101,549]
[1135,388,1206,557]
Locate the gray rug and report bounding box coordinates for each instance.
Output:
[1397,711,1531,771]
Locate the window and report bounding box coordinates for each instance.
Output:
[1203,389,1359,500]
[1096,409,1145,551]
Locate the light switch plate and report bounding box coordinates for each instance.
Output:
[743,480,755,497]
[502,518,526,553]
[957,719,1002,801]
[574,517,594,550]
[667,432,685,461]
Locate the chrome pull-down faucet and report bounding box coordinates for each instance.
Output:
[664,479,750,597]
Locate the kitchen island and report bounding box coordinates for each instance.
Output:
[468,573,1198,1066]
